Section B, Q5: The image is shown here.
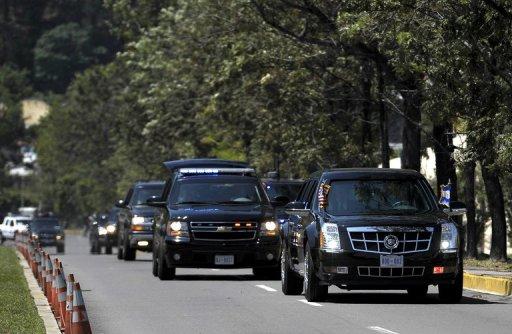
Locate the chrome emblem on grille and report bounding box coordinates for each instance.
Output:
[216,226,232,232]
[383,235,399,250]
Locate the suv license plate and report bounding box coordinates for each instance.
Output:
[215,255,234,265]
[380,255,403,268]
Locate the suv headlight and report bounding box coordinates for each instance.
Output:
[166,221,189,238]
[260,221,278,236]
[132,216,145,224]
[106,225,116,234]
[98,227,107,236]
[320,223,342,253]
[440,222,458,253]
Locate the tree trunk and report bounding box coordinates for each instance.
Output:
[481,164,508,261]
[400,80,421,171]
[433,122,457,199]
[361,61,373,154]
[463,161,477,258]
[377,62,389,168]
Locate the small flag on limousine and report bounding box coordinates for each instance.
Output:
[439,183,451,207]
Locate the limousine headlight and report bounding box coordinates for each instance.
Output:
[320,223,342,253]
[440,222,458,253]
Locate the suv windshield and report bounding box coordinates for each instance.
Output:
[31,219,60,231]
[170,179,266,205]
[131,185,164,206]
[325,179,432,216]
[264,181,301,200]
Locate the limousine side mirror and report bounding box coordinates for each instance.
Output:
[115,199,126,208]
[285,201,309,217]
[443,201,467,216]
[146,196,167,207]
[271,195,290,207]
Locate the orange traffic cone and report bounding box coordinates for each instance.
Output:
[45,254,53,301]
[65,274,75,334]
[40,252,47,292]
[51,259,60,312]
[54,268,67,328]
[71,282,92,334]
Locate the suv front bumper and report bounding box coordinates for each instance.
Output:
[315,249,461,288]
[129,232,153,251]
[164,237,281,269]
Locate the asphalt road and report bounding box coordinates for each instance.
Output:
[40,235,512,334]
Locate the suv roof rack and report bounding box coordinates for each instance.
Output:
[163,159,249,171]
[178,167,255,176]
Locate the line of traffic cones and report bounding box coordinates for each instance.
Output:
[16,234,92,334]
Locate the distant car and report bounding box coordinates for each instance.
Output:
[262,178,302,224]
[116,181,165,261]
[89,213,117,254]
[150,159,281,280]
[29,217,65,253]
[0,215,32,242]
[281,168,466,303]
[107,206,120,244]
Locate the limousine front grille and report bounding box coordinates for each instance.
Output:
[190,222,258,241]
[358,266,425,278]
[347,226,434,255]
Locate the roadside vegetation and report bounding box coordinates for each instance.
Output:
[0,247,45,334]
[1,1,512,262]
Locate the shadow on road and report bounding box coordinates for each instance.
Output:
[325,292,500,305]
[175,274,279,281]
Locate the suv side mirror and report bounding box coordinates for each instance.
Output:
[443,201,467,216]
[285,201,309,217]
[146,196,167,207]
[271,195,290,207]
[115,199,126,208]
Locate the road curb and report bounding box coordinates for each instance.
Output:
[16,250,61,334]
[463,272,512,296]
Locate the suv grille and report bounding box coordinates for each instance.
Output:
[190,222,258,241]
[358,266,425,278]
[347,226,434,255]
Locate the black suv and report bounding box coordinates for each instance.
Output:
[149,159,281,280]
[262,178,302,224]
[281,168,466,302]
[30,217,65,253]
[116,180,165,261]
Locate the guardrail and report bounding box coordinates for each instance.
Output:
[16,233,92,334]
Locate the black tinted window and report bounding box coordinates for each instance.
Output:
[264,182,301,200]
[130,185,164,205]
[170,179,265,204]
[326,179,431,216]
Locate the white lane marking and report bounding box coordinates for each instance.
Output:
[255,284,277,292]
[368,326,400,334]
[211,269,220,271]
[298,299,322,307]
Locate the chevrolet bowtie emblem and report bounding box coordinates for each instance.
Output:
[217,226,232,232]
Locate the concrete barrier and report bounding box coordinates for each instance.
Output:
[463,272,512,296]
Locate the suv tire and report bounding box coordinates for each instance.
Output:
[281,247,303,295]
[157,248,175,280]
[152,245,158,277]
[438,265,463,303]
[105,240,113,255]
[117,235,124,259]
[304,247,327,302]
[123,236,136,261]
[56,244,65,254]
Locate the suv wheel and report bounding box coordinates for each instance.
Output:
[438,265,463,303]
[105,240,113,255]
[157,248,175,280]
[123,236,136,261]
[281,247,303,295]
[117,235,124,259]
[407,285,428,299]
[56,244,65,254]
[304,247,327,302]
[152,244,158,277]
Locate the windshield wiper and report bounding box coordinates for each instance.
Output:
[214,201,259,205]
[174,201,215,205]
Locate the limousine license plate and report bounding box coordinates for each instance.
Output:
[215,255,234,265]
[380,255,403,268]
